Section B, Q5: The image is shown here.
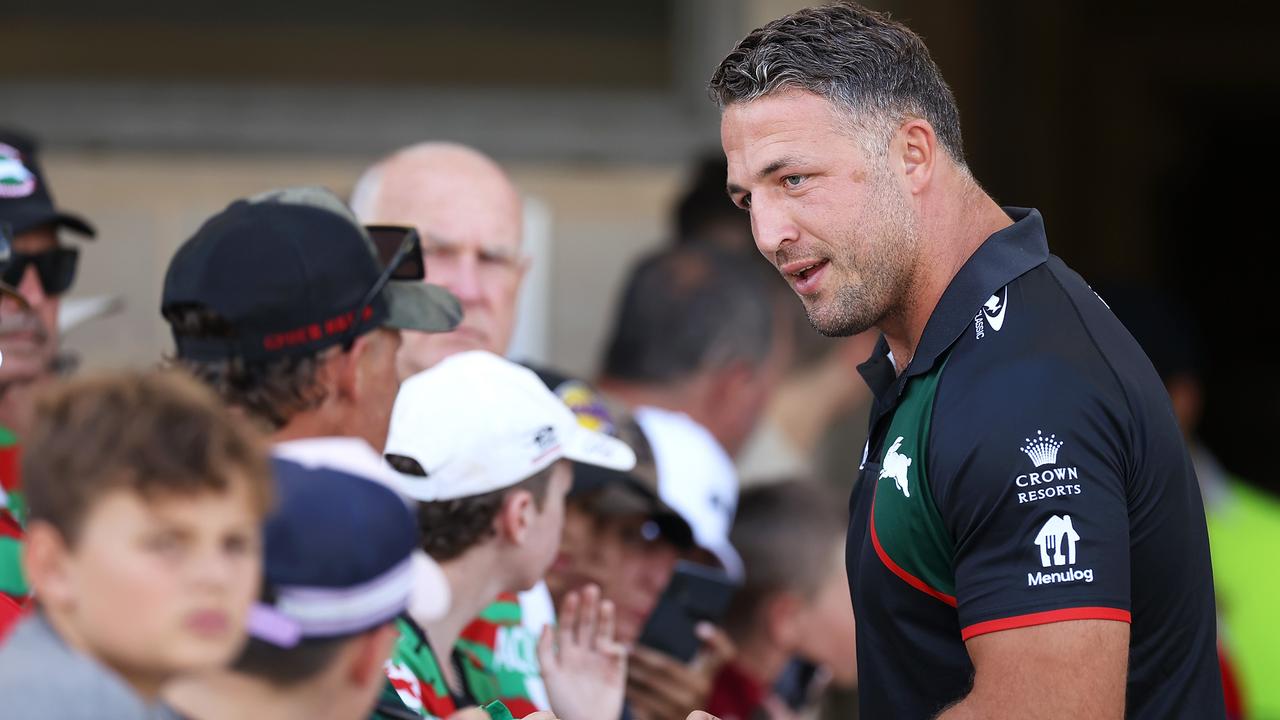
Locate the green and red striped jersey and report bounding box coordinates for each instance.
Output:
[455,592,545,718]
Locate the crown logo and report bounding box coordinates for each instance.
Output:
[1021,430,1063,468]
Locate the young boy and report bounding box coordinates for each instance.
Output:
[0,370,273,718]
[707,481,857,720]
[165,457,425,720]
[375,351,635,720]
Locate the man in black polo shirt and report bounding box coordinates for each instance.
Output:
[710,3,1224,718]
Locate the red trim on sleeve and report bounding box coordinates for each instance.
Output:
[869,491,958,607]
[961,606,1131,640]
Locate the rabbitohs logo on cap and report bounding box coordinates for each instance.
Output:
[0,143,37,199]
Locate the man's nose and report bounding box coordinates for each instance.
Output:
[17,265,47,308]
[445,254,485,306]
[750,198,798,258]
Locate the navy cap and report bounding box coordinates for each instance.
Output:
[0,130,95,238]
[162,200,391,362]
[247,459,419,647]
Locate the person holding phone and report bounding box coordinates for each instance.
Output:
[535,376,740,720]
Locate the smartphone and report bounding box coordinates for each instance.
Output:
[773,657,829,710]
[637,561,737,663]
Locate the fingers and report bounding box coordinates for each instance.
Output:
[577,584,600,649]
[687,713,723,720]
[628,644,686,675]
[596,595,617,652]
[625,677,687,720]
[691,623,735,674]
[627,656,701,711]
[535,623,556,673]
[557,588,580,651]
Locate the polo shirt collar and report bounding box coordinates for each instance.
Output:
[858,207,1050,401]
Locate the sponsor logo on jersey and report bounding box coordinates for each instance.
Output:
[1015,430,1082,504]
[1028,514,1095,586]
[974,286,1009,339]
[880,436,912,498]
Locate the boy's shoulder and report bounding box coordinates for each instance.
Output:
[0,614,153,719]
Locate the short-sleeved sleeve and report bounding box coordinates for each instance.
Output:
[929,355,1134,640]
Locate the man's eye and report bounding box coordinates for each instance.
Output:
[479,252,517,267]
[783,175,805,188]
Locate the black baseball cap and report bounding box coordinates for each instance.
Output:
[534,367,694,549]
[161,186,462,363]
[0,130,95,238]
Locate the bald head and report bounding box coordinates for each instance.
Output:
[353,143,526,377]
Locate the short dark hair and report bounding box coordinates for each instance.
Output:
[231,635,351,687]
[709,1,966,164]
[724,480,846,637]
[22,370,272,545]
[164,304,329,430]
[673,153,751,245]
[601,243,774,383]
[387,456,556,562]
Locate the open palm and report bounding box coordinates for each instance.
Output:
[536,585,627,720]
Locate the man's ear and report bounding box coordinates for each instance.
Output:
[22,521,76,610]
[348,622,401,689]
[332,336,369,403]
[897,118,938,196]
[764,592,805,649]
[496,488,535,547]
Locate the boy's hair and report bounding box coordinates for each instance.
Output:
[724,480,846,637]
[21,369,273,545]
[164,304,330,430]
[386,455,555,562]
[232,634,353,687]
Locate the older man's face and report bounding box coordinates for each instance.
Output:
[362,156,525,378]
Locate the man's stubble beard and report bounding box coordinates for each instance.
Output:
[806,171,922,338]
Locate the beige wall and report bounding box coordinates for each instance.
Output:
[50,150,686,379]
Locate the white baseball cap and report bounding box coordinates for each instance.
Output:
[634,405,744,582]
[384,351,637,501]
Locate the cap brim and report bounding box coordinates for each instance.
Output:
[574,479,696,549]
[563,426,636,473]
[52,211,95,238]
[5,208,96,238]
[705,539,745,583]
[383,281,462,334]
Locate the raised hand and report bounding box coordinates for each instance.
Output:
[626,623,736,720]
[536,584,627,720]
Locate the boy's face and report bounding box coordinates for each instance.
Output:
[40,479,262,694]
[516,460,572,590]
[547,506,681,645]
[791,543,859,687]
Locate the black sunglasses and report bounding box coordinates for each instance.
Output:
[365,225,425,281]
[340,227,420,348]
[1,247,79,297]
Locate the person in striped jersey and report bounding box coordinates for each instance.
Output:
[374,351,636,720]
